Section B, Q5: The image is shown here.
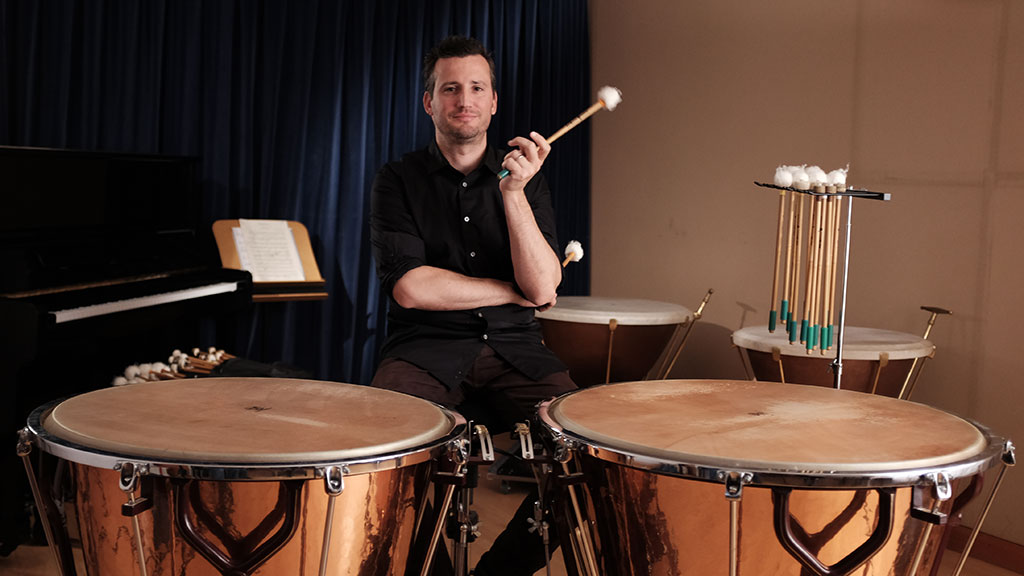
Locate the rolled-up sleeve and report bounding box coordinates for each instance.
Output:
[526,174,561,261]
[370,164,424,297]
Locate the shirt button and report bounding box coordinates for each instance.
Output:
[463,216,470,222]
[477,312,483,318]
[482,334,489,341]
[469,251,476,258]
[461,181,468,188]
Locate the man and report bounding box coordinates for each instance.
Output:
[370,35,576,575]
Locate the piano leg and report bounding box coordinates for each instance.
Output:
[1,301,39,556]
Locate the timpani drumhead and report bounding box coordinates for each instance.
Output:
[731,325,934,361]
[536,296,692,325]
[40,378,454,464]
[544,379,986,474]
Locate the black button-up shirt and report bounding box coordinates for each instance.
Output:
[370,141,567,388]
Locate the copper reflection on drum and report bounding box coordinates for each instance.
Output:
[72,461,432,575]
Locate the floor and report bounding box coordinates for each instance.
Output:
[1,468,1019,576]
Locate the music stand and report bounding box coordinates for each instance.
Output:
[212,219,328,303]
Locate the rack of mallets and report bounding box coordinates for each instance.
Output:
[756,178,890,390]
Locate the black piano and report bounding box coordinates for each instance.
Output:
[0,145,252,552]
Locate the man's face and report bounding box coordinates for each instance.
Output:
[424,55,497,144]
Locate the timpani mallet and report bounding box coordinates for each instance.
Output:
[799,192,816,346]
[497,86,623,179]
[803,186,825,351]
[562,240,584,268]
[820,185,838,352]
[781,180,798,334]
[790,167,811,343]
[768,167,793,332]
[789,190,805,341]
[824,185,843,350]
[826,168,848,349]
[805,167,829,350]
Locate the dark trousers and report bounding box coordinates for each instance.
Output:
[372,346,576,576]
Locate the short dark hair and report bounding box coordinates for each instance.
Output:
[422,35,496,94]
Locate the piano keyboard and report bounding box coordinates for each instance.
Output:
[52,281,241,324]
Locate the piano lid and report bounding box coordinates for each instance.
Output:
[0,146,214,295]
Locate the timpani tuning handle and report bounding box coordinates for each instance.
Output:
[920,305,952,339]
[899,306,952,399]
[473,424,495,462]
[514,422,534,461]
[773,487,896,576]
[693,288,713,320]
[652,289,714,380]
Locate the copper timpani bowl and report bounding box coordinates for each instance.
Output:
[538,379,1009,576]
[21,378,467,575]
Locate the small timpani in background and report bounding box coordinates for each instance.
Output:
[536,296,697,388]
[731,325,934,397]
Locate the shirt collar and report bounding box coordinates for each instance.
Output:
[426,140,504,177]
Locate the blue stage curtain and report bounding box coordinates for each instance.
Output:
[0,0,590,384]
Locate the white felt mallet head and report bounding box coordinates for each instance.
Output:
[827,165,849,189]
[562,240,584,267]
[790,166,810,190]
[806,166,828,187]
[774,166,794,188]
[597,86,622,111]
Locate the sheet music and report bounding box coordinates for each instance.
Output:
[234,220,306,282]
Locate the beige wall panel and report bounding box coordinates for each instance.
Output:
[998,2,1024,173]
[590,0,1022,546]
[854,0,1001,180]
[590,0,858,315]
[964,181,1024,538]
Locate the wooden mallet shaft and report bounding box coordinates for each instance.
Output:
[497,87,621,179]
[769,189,786,332]
[547,100,607,145]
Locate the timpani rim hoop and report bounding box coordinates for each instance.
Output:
[535,296,692,326]
[23,377,466,481]
[538,379,1007,490]
[731,325,934,361]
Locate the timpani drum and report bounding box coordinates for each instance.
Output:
[536,297,693,388]
[732,325,935,396]
[18,378,467,575]
[538,379,1013,576]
